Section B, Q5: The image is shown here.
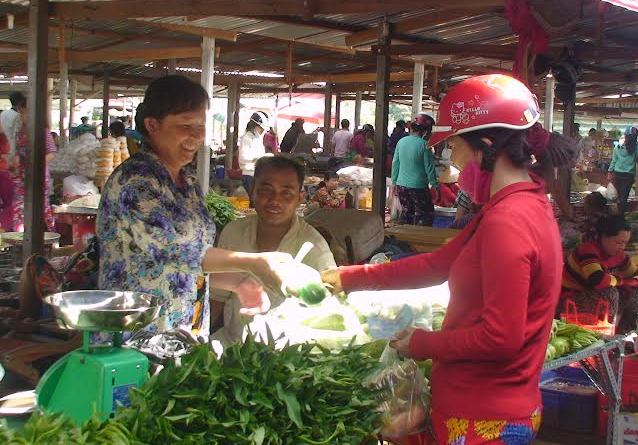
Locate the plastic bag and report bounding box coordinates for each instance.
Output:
[62,175,99,200]
[606,182,618,201]
[365,345,431,438]
[389,186,403,220]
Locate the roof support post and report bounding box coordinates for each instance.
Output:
[101,71,110,139]
[58,24,68,144]
[544,74,555,131]
[225,81,239,174]
[372,20,391,217]
[198,36,215,193]
[69,79,76,130]
[168,58,177,75]
[412,61,425,117]
[323,82,333,145]
[354,91,362,131]
[24,0,49,259]
[335,93,341,128]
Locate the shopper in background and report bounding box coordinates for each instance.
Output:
[323,74,562,445]
[331,119,353,158]
[608,126,637,215]
[350,124,374,158]
[388,120,408,154]
[239,111,270,198]
[391,122,439,225]
[263,127,279,155]
[280,118,304,153]
[76,116,96,137]
[0,129,13,231]
[562,215,638,334]
[1,91,26,168]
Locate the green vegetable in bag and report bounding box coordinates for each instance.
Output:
[301,313,346,331]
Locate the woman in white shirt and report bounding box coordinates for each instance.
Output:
[239,111,270,199]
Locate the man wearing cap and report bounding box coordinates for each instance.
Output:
[239,111,271,198]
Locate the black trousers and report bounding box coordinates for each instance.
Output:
[613,172,635,214]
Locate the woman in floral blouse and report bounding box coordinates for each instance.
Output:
[97,76,291,336]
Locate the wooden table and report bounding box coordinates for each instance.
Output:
[385,225,460,253]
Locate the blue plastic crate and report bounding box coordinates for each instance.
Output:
[432,214,454,228]
[540,366,598,433]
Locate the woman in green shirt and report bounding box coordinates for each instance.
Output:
[608,127,638,214]
[391,122,439,225]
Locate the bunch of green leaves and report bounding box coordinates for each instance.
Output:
[117,334,381,444]
[1,412,136,445]
[205,191,236,229]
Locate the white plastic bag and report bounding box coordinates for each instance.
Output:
[62,175,99,199]
[606,182,618,201]
[389,186,403,221]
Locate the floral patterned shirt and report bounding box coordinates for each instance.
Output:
[97,146,214,335]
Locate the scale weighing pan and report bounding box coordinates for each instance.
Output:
[44,290,161,332]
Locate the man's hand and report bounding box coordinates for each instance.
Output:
[235,275,271,316]
[320,268,343,293]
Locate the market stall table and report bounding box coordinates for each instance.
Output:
[53,204,98,251]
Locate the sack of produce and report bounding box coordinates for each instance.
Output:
[365,345,430,438]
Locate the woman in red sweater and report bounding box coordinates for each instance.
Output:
[323,75,563,445]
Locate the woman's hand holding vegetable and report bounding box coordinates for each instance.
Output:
[390,327,418,358]
[321,268,343,293]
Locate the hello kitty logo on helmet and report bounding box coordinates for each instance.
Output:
[429,74,540,147]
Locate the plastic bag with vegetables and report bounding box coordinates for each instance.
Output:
[365,345,431,438]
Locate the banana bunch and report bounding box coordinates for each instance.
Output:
[545,319,601,362]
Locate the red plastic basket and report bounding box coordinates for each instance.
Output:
[561,298,615,335]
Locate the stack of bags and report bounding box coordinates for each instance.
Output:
[117,136,130,163]
[94,137,117,189]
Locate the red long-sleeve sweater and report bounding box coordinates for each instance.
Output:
[340,177,562,420]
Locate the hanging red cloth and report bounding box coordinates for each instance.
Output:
[504,0,550,83]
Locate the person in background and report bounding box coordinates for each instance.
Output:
[388,120,408,154]
[50,132,60,150]
[562,215,638,334]
[323,74,562,445]
[579,191,609,243]
[76,116,95,136]
[11,105,57,232]
[351,124,374,158]
[414,111,436,142]
[263,126,279,154]
[239,111,270,198]
[280,118,305,153]
[0,128,13,231]
[331,119,353,158]
[391,122,439,225]
[608,127,637,215]
[212,156,336,343]
[98,75,294,336]
[1,91,26,168]
[577,128,597,165]
[312,171,344,209]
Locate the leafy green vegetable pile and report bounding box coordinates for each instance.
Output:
[545,319,601,362]
[205,191,236,229]
[1,335,382,445]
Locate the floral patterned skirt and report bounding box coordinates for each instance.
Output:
[11,167,55,232]
[431,408,541,445]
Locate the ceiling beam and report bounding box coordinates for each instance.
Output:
[66,46,203,63]
[133,20,238,41]
[49,0,502,20]
[293,71,414,84]
[345,8,501,46]
[384,42,516,60]
[580,70,638,83]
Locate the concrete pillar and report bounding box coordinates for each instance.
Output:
[225,82,239,173]
[58,24,68,144]
[412,61,425,117]
[324,83,333,141]
[544,75,555,131]
[198,36,215,193]
[69,79,77,129]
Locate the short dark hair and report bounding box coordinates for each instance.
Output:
[589,128,597,134]
[596,215,631,238]
[459,128,531,171]
[324,171,339,181]
[135,75,209,138]
[584,191,607,214]
[109,120,126,137]
[340,119,350,129]
[9,91,26,108]
[396,120,406,128]
[81,116,89,123]
[254,156,305,191]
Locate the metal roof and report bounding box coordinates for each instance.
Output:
[0,0,634,110]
